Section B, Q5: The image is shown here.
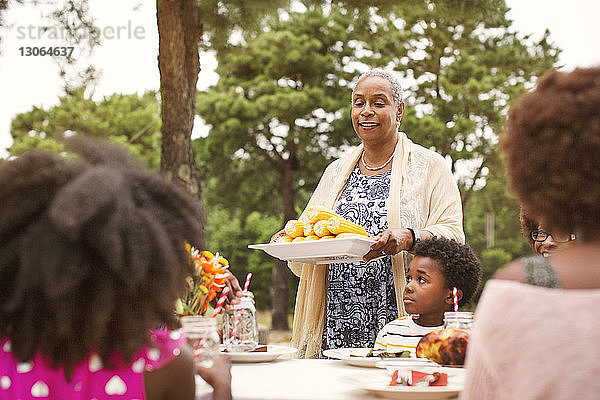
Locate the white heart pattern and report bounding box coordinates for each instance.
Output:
[1,376,11,389]
[2,341,10,352]
[105,375,127,395]
[148,348,160,361]
[169,330,181,340]
[74,381,82,392]
[16,362,33,373]
[89,354,103,372]
[131,358,145,373]
[31,381,49,397]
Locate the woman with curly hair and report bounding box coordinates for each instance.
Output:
[461,67,600,399]
[0,137,231,399]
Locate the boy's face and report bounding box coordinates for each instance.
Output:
[403,255,452,326]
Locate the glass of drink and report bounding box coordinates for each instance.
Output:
[180,316,220,368]
[443,311,474,329]
[223,290,259,352]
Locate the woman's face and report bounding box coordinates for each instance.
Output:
[351,76,403,145]
[532,225,574,257]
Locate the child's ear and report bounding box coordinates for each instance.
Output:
[444,288,464,305]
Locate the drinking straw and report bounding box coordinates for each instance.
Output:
[452,287,459,312]
[243,272,252,292]
[211,286,230,317]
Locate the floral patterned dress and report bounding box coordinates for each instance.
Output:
[321,163,398,352]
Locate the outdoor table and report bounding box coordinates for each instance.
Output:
[195,358,460,399]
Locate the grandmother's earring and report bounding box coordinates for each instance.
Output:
[396,114,403,131]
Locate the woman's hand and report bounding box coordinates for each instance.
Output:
[215,271,243,312]
[270,229,286,243]
[363,228,413,261]
[196,355,232,400]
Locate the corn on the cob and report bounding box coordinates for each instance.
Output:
[305,235,320,241]
[327,218,367,236]
[292,236,306,242]
[319,235,335,240]
[313,219,332,237]
[284,220,305,238]
[306,206,340,223]
[276,235,293,243]
[303,222,315,237]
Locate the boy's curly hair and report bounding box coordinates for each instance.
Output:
[413,237,481,307]
[0,137,205,371]
[503,67,600,240]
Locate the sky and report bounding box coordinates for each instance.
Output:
[1,0,599,158]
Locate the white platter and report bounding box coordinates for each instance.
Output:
[222,345,297,363]
[342,371,463,400]
[323,347,437,368]
[248,237,376,264]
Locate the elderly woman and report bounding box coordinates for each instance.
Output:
[281,69,464,358]
[461,67,600,399]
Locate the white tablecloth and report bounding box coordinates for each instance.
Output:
[196,359,388,399]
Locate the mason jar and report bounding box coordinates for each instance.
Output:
[180,315,220,368]
[223,290,258,352]
[443,311,474,329]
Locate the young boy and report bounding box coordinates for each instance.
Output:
[374,237,481,355]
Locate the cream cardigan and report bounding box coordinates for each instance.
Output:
[289,133,465,358]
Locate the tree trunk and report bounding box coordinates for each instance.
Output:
[157,0,206,247]
[271,160,296,330]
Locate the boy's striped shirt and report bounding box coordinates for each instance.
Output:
[374,315,442,356]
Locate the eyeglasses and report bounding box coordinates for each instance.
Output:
[530,230,576,243]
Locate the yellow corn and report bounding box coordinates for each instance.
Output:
[276,235,293,243]
[336,232,365,239]
[313,219,332,237]
[327,218,367,236]
[303,222,315,237]
[284,220,305,238]
[305,235,320,241]
[306,206,341,223]
[292,236,306,242]
[319,235,335,240]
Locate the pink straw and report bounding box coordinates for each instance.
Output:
[211,286,230,317]
[243,272,252,292]
[452,287,459,312]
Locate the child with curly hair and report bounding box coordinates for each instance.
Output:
[0,137,231,400]
[374,237,481,355]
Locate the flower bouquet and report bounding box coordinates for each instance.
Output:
[176,244,229,316]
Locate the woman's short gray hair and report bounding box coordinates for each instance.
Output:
[352,69,403,106]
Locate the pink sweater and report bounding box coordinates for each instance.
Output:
[461,279,600,400]
[0,329,185,399]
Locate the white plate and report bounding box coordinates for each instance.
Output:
[222,344,297,363]
[323,347,437,368]
[248,237,376,264]
[343,371,463,400]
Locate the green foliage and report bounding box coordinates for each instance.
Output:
[8,89,161,169]
[196,7,363,218]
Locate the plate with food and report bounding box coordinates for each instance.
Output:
[221,344,297,363]
[342,369,464,400]
[323,347,437,368]
[249,207,378,264]
[248,236,376,264]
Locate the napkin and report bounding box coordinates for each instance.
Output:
[389,370,448,386]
